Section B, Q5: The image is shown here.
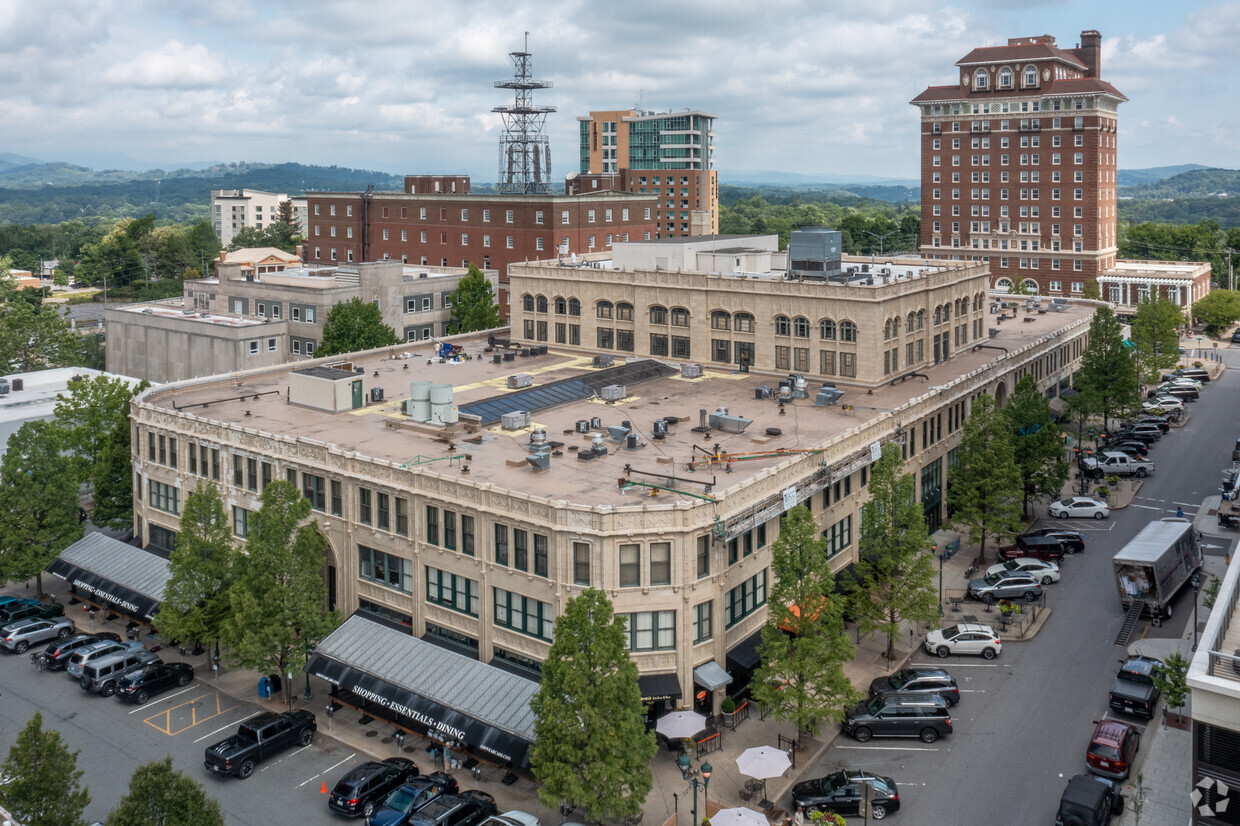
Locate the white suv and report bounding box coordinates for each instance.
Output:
[924,623,1002,659]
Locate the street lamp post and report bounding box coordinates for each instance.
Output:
[676,756,713,826]
[1192,573,1202,651]
[304,644,315,700]
[935,544,944,616]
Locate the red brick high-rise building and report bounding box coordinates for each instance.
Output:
[911,31,1127,295]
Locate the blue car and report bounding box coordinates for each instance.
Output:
[366,772,459,826]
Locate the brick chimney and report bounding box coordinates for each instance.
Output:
[1076,30,1102,78]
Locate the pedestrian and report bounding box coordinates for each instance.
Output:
[1177,507,1185,519]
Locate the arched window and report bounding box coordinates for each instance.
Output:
[1022,279,1040,295]
[568,298,581,316]
[995,278,1013,291]
[536,295,548,313]
[522,294,534,312]
[1024,66,1037,87]
[933,306,942,325]
[775,315,791,336]
[839,321,857,343]
[906,312,916,333]
[999,67,1012,88]
[819,319,836,340]
[554,297,567,314]
[616,302,633,321]
[734,312,755,333]
[650,305,668,325]
[793,317,810,338]
[711,310,730,331]
[916,309,926,330]
[956,298,967,316]
[974,68,988,89]
[943,303,951,322]
[883,320,892,341]
[597,300,613,319]
[670,307,690,327]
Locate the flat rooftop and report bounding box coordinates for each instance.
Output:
[143,302,1093,506]
[114,303,268,327]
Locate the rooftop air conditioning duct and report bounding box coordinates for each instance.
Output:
[593,354,614,368]
[681,363,703,379]
[501,410,531,430]
[590,416,602,429]
[815,387,845,406]
[575,420,590,433]
[607,424,631,442]
[755,386,773,400]
[508,373,533,389]
[527,451,551,471]
[601,384,626,402]
[709,407,753,434]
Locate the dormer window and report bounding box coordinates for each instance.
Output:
[999,67,1013,88]
[1024,66,1037,87]
[974,69,988,89]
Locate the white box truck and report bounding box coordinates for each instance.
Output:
[1112,517,1203,626]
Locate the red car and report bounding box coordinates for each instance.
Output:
[1086,720,1141,780]
[997,535,1065,562]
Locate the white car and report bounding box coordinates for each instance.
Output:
[986,558,1061,584]
[1142,397,1184,413]
[1050,496,1110,520]
[1162,377,1202,391]
[924,623,1002,659]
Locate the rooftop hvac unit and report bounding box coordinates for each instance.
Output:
[0,379,8,395]
[681,363,703,379]
[652,419,669,439]
[369,387,385,403]
[575,420,590,433]
[593,354,614,368]
[492,354,503,364]
[590,433,608,455]
[601,384,626,402]
[815,387,845,406]
[792,375,809,399]
[501,410,531,430]
[625,433,641,450]
[577,449,596,461]
[990,303,1000,314]
[607,425,631,443]
[527,451,551,471]
[529,428,548,449]
[755,386,773,400]
[507,373,533,389]
[989,327,1001,338]
[589,417,602,429]
[709,407,754,434]
[777,385,793,402]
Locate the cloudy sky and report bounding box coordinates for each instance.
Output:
[3,0,1236,183]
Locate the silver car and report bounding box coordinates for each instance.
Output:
[966,571,1043,603]
[66,639,145,679]
[0,617,76,654]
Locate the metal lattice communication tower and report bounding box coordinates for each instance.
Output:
[493,35,555,194]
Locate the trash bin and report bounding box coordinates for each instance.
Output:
[269,673,282,696]
[258,676,271,699]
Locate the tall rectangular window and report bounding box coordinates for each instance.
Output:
[533,533,548,577]
[377,493,390,531]
[425,506,439,545]
[460,515,475,556]
[302,474,326,512]
[395,497,409,536]
[330,480,343,517]
[693,601,713,643]
[358,488,372,525]
[619,544,640,587]
[696,535,710,579]
[649,542,671,586]
[572,542,590,585]
[513,529,529,571]
[261,462,272,491]
[443,509,457,550]
[246,458,258,492]
[494,524,509,565]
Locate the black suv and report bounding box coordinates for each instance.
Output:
[1023,529,1086,555]
[403,792,496,826]
[1056,773,1124,825]
[38,633,121,671]
[1107,441,1149,459]
[367,772,459,826]
[328,757,418,818]
[868,667,959,706]
[841,694,953,743]
[792,770,901,819]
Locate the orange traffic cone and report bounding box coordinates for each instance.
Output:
[320,782,328,794]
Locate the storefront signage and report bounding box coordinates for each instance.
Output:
[71,579,140,616]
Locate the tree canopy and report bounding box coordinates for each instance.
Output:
[530,589,656,822]
[0,711,90,826]
[53,373,148,484]
[947,394,1024,561]
[1005,376,1070,517]
[1192,290,1240,337]
[155,481,236,651]
[1075,306,1142,430]
[751,506,859,735]
[447,264,502,334]
[105,756,225,826]
[316,297,399,357]
[1129,292,1185,382]
[0,296,83,372]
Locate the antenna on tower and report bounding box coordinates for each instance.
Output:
[493,36,556,194]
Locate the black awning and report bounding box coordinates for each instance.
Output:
[726,630,764,672]
[308,654,532,769]
[638,673,683,702]
[46,558,160,621]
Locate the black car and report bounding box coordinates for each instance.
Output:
[1107,441,1150,459]
[1024,529,1086,555]
[403,792,496,826]
[38,632,122,670]
[868,667,959,706]
[116,661,195,704]
[366,772,459,826]
[1111,428,1158,445]
[1130,417,1170,433]
[328,757,419,818]
[792,770,901,820]
[1055,773,1124,826]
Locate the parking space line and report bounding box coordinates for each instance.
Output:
[127,684,199,714]
[835,745,941,751]
[147,692,240,737]
[193,710,260,743]
[259,743,314,773]
[909,662,999,667]
[299,752,357,787]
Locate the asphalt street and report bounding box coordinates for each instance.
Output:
[804,346,1240,825]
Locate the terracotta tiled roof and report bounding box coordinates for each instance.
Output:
[910,85,965,104]
[1041,77,1127,101]
[957,43,1087,69]
[910,76,1126,105]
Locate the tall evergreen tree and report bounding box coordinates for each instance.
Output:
[1075,306,1141,430]
[105,756,225,826]
[530,589,656,822]
[447,265,502,334]
[947,394,1023,561]
[1005,376,1071,517]
[1130,292,1185,382]
[0,420,83,599]
[155,481,235,653]
[316,297,399,357]
[89,420,137,531]
[751,506,859,735]
[222,481,337,703]
[0,711,90,826]
[847,443,940,660]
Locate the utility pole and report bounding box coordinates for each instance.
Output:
[1227,247,1235,292]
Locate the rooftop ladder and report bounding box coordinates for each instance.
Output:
[1115,599,1145,646]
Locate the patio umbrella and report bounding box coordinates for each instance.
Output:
[736,745,792,805]
[712,808,768,826]
[655,710,707,740]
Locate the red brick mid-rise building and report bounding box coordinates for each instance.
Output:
[304,175,656,313]
[911,31,1127,296]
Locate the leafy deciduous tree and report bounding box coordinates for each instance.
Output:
[530,589,655,822]
[105,756,224,826]
[1192,290,1240,337]
[0,298,83,372]
[53,373,148,484]
[1005,376,1070,517]
[947,394,1024,561]
[1130,292,1185,382]
[752,506,859,735]
[155,481,235,652]
[0,711,90,826]
[1075,306,1141,431]
[447,265,502,334]
[316,297,399,357]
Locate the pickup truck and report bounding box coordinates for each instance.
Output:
[1107,655,1163,719]
[1083,451,1155,479]
[204,710,316,778]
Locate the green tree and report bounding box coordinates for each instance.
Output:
[751,506,859,735]
[847,443,940,659]
[0,299,83,372]
[447,264,502,334]
[1082,280,1101,301]
[1152,651,1190,719]
[530,589,656,822]
[89,419,136,530]
[1130,292,1185,382]
[316,297,399,357]
[1075,306,1141,430]
[53,374,148,484]
[268,200,302,253]
[105,756,224,826]
[53,266,69,288]
[0,420,83,599]
[222,481,337,703]
[948,394,1023,561]
[1005,376,1070,517]
[155,482,235,653]
[1192,290,1240,337]
[0,711,90,826]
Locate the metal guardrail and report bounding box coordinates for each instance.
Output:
[1207,563,1240,679]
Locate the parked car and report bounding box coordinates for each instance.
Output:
[1111,428,1159,445]
[987,558,1061,584]
[924,623,1001,659]
[967,571,1043,603]
[0,596,38,611]
[0,617,76,653]
[402,792,497,826]
[366,772,459,826]
[1108,656,1164,719]
[328,757,419,818]
[1141,398,1183,414]
[79,649,161,696]
[1163,368,1210,383]
[868,667,960,706]
[1050,496,1110,520]
[66,639,145,680]
[1131,416,1170,432]
[0,601,64,626]
[1055,773,1125,826]
[1231,330,1240,344]
[841,694,953,743]
[1086,720,1141,780]
[1023,528,1086,554]
[792,770,902,819]
[116,662,195,705]
[37,632,121,670]
[477,812,541,826]
[1107,441,1150,460]
[1154,385,1198,402]
[204,710,317,778]
[997,534,1066,561]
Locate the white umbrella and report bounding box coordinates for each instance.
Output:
[655,710,707,740]
[712,808,768,826]
[736,745,793,804]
